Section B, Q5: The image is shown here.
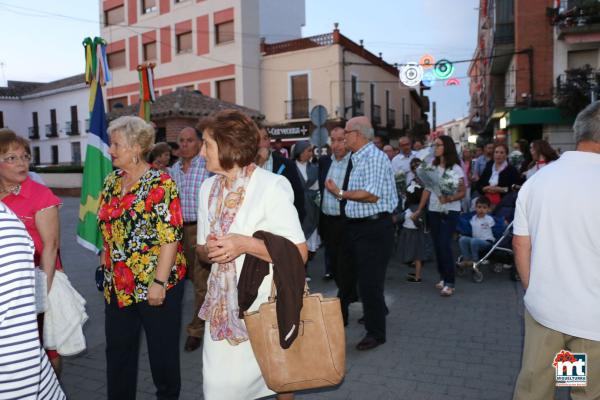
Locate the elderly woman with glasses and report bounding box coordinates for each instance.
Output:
[98,116,187,399]
[0,128,63,373]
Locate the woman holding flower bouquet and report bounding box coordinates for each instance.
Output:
[414,135,466,297]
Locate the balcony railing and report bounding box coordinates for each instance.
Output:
[551,1,600,30]
[28,126,39,139]
[372,104,381,125]
[45,123,58,137]
[65,120,80,136]
[386,109,396,127]
[285,98,311,120]
[556,66,600,114]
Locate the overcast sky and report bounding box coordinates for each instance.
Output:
[0,0,478,125]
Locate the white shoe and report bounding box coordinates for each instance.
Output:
[440,286,455,297]
[435,280,444,290]
[305,276,312,282]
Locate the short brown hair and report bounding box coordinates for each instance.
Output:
[0,129,30,156]
[148,142,171,163]
[197,110,259,170]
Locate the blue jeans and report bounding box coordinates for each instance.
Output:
[458,236,493,261]
[427,211,460,287]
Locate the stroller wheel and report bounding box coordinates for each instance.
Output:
[493,264,503,273]
[472,270,484,283]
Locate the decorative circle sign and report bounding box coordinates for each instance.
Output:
[422,71,436,87]
[445,78,460,86]
[400,62,424,87]
[419,54,435,69]
[433,59,455,80]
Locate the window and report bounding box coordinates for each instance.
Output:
[176,31,192,54]
[104,5,125,26]
[69,105,79,135]
[108,50,126,69]
[71,142,82,165]
[143,41,157,61]
[216,79,236,104]
[49,109,57,137]
[32,147,40,165]
[141,0,157,14]
[51,145,59,165]
[216,21,234,44]
[289,74,309,119]
[0,111,3,128]
[108,97,128,111]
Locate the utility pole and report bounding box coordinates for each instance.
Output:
[432,101,437,131]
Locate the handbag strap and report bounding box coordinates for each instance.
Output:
[268,279,309,302]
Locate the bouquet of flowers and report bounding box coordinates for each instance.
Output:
[394,170,407,198]
[416,162,461,213]
[508,150,524,169]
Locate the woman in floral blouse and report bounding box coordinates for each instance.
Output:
[98,116,186,400]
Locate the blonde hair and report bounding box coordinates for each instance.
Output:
[108,116,155,157]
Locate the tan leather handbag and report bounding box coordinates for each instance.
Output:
[243,283,346,393]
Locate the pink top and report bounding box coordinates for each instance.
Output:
[3,177,62,268]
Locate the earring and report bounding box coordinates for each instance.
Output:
[133,155,139,164]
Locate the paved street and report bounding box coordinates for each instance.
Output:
[56,196,567,400]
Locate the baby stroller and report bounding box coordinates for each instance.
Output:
[455,191,518,283]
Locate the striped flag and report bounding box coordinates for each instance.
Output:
[77,38,113,253]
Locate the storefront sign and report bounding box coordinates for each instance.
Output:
[266,123,310,138]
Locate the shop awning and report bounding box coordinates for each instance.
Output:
[506,107,574,126]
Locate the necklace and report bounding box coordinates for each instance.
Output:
[0,184,21,195]
[121,166,150,196]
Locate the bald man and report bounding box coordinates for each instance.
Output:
[325,116,398,351]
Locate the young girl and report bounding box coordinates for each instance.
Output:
[398,158,427,282]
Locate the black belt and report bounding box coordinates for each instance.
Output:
[347,212,391,224]
[183,221,197,226]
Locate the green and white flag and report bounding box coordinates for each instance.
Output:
[77,37,113,253]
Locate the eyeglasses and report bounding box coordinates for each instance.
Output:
[434,143,444,148]
[0,154,32,164]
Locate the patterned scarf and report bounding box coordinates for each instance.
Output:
[198,164,256,345]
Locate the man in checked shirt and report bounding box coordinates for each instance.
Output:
[325,116,398,351]
[169,126,211,352]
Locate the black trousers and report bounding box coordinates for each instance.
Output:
[345,216,394,341]
[320,213,358,324]
[105,282,184,400]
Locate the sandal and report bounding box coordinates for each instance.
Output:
[406,275,422,283]
[440,286,455,297]
[435,280,444,290]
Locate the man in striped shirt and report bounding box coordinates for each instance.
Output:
[0,202,65,399]
[325,116,398,351]
[169,126,211,353]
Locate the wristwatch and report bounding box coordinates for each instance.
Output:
[337,189,344,201]
[153,278,167,289]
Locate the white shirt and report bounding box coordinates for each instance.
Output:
[427,165,465,213]
[391,150,416,174]
[514,151,600,340]
[489,161,507,186]
[470,214,495,241]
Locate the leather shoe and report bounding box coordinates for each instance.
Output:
[184,336,202,352]
[356,336,385,351]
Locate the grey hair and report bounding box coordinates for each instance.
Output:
[108,116,155,157]
[353,121,374,140]
[573,101,600,145]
